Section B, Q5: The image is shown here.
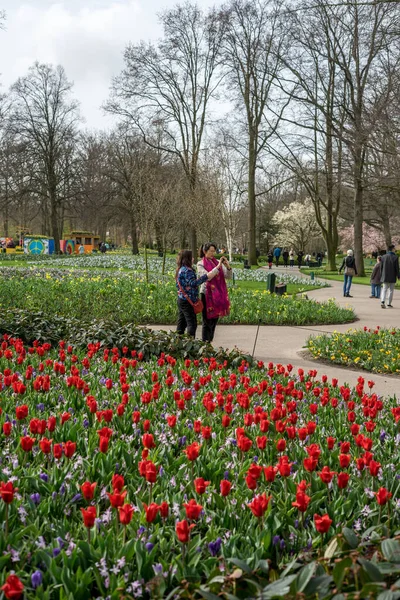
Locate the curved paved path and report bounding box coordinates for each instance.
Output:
[153,267,400,397]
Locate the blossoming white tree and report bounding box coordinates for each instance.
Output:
[271,201,321,252]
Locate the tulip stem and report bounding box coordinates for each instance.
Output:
[149,483,153,505]
[123,525,126,545]
[87,527,91,544]
[5,504,8,539]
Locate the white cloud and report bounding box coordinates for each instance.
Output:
[0,0,219,129]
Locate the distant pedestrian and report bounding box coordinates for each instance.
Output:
[267,251,273,269]
[273,247,281,267]
[380,244,399,308]
[289,249,295,268]
[370,256,382,299]
[339,249,357,297]
[305,253,311,267]
[316,252,322,267]
[79,244,85,255]
[297,250,304,268]
[282,248,289,267]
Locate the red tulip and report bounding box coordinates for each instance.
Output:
[142,433,155,449]
[220,480,231,496]
[248,493,271,518]
[339,453,351,468]
[159,501,169,518]
[81,506,96,528]
[176,519,195,543]
[184,442,201,461]
[375,487,392,506]
[111,474,125,492]
[53,443,63,459]
[263,466,277,482]
[39,437,52,454]
[63,441,76,458]
[0,481,16,504]
[314,513,332,533]
[15,404,28,420]
[99,436,109,453]
[183,499,203,520]
[194,478,210,495]
[20,436,35,452]
[107,490,127,508]
[1,575,24,600]
[2,422,12,436]
[143,502,159,523]
[119,503,134,525]
[368,460,381,477]
[292,491,310,513]
[81,481,97,501]
[145,462,157,484]
[337,472,350,489]
[319,466,336,485]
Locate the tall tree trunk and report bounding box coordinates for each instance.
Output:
[130,214,139,254]
[190,226,197,262]
[248,133,257,266]
[353,147,365,276]
[381,204,392,249]
[4,178,9,237]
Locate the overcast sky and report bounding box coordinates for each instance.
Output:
[0,0,220,129]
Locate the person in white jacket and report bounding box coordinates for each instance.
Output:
[197,243,233,342]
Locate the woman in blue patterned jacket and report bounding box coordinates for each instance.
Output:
[176,249,223,338]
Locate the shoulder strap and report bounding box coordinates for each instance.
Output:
[176,277,195,307]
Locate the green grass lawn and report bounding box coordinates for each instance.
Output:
[234,280,318,294]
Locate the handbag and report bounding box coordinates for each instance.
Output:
[345,266,355,277]
[177,280,204,314]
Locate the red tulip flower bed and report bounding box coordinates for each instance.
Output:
[0,335,399,599]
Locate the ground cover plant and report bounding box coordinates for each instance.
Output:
[0,337,399,599]
[0,267,353,327]
[307,327,400,374]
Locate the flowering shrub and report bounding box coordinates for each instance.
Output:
[0,336,398,598]
[307,327,400,373]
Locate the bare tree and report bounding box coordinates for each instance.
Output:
[9,62,80,251]
[221,0,289,265]
[105,3,227,259]
[279,0,400,275]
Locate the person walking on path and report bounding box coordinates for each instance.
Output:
[297,250,304,268]
[282,248,289,267]
[380,244,399,308]
[197,242,232,342]
[289,249,295,268]
[273,247,281,267]
[267,250,273,269]
[370,256,382,299]
[176,249,223,338]
[339,249,357,297]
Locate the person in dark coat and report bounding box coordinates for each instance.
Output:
[297,250,304,268]
[380,244,399,308]
[369,256,382,298]
[339,249,357,297]
[282,248,289,267]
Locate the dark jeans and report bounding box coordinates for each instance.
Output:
[275,257,280,266]
[201,294,218,342]
[177,298,197,337]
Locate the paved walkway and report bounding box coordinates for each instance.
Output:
[153,267,400,397]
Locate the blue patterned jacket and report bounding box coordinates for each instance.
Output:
[176,266,208,303]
